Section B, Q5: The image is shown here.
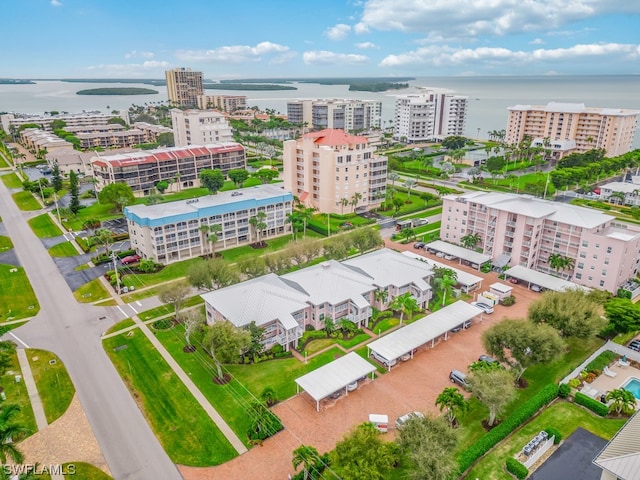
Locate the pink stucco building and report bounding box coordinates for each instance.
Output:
[442,192,640,293]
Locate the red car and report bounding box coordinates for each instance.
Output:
[121,254,141,265]
[509,278,519,284]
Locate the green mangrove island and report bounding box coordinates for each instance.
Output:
[76,87,159,95]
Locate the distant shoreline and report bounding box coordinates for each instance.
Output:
[76,87,159,95]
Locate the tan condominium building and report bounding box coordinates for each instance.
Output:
[442,191,640,293]
[165,67,204,107]
[506,102,639,159]
[283,128,387,214]
[1,111,130,134]
[170,109,234,146]
[394,92,468,143]
[124,184,293,264]
[196,94,247,112]
[287,99,382,132]
[90,143,245,196]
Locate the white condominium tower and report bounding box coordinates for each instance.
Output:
[287,99,382,132]
[394,92,468,143]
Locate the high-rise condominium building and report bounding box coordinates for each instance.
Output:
[286,99,382,132]
[393,93,468,143]
[165,68,204,108]
[441,191,640,293]
[506,102,639,159]
[282,129,387,214]
[196,94,247,112]
[170,109,234,146]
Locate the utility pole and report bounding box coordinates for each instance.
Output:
[111,252,121,294]
[54,192,62,225]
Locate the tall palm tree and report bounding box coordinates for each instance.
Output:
[0,404,30,464]
[340,197,349,215]
[373,288,388,307]
[432,267,458,307]
[389,292,418,325]
[435,386,469,426]
[300,207,315,238]
[388,172,399,188]
[403,179,417,200]
[608,191,626,205]
[292,444,321,480]
[461,233,480,250]
[350,192,363,212]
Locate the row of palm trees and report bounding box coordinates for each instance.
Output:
[548,253,575,277]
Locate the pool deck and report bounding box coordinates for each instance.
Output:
[581,362,640,405]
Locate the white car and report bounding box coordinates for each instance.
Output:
[347,381,358,392]
[395,411,425,428]
[471,301,494,314]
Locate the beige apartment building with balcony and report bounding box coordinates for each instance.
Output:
[170,109,234,147]
[165,67,203,108]
[282,129,387,214]
[506,102,639,159]
[442,191,640,293]
[196,94,247,112]
[286,99,382,132]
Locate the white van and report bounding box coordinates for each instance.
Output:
[371,351,397,367]
[369,414,389,433]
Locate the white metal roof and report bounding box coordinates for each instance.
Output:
[490,283,513,294]
[401,251,482,287]
[368,301,483,361]
[594,411,640,480]
[504,265,590,292]
[424,240,491,265]
[295,352,377,402]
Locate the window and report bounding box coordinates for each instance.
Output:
[595,243,600,249]
[575,273,582,280]
[607,246,612,253]
[578,262,584,269]
[579,252,586,258]
[588,276,593,281]
[604,258,609,265]
[599,280,605,287]
[582,241,589,247]
[602,270,607,276]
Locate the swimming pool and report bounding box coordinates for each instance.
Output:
[621,377,640,400]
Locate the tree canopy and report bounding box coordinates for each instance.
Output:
[203,320,250,379]
[97,183,135,211]
[186,258,239,291]
[604,298,640,334]
[252,168,279,184]
[199,169,225,194]
[228,168,249,187]
[441,136,467,150]
[468,368,516,426]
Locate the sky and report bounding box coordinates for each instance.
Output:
[3,0,640,79]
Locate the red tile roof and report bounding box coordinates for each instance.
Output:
[303,129,368,146]
[90,144,243,167]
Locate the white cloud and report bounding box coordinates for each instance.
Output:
[86,60,171,76]
[379,42,640,68]
[124,50,155,59]
[355,41,378,49]
[176,42,290,64]
[530,38,545,45]
[303,50,368,65]
[353,22,370,34]
[51,0,62,6]
[359,0,640,38]
[325,24,351,41]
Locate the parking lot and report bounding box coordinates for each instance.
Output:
[184,244,541,480]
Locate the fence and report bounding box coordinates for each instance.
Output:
[522,436,555,468]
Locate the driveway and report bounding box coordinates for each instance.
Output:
[530,428,607,480]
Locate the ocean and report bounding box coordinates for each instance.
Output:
[1,75,639,148]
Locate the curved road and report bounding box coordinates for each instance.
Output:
[0,177,182,479]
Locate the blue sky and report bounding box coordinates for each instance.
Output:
[4,0,640,78]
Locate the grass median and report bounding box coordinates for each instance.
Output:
[0,235,14,252]
[12,191,42,211]
[73,278,111,303]
[0,352,37,436]
[1,172,23,189]
[28,213,63,238]
[48,241,79,257]
[0,264,39,321]
[26,349,75,423]
[103,331,237,466]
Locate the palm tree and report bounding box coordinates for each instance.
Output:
[449,149,465,164]
[249,211,268,245]
[608,191,626,206]
[435,386,469,426]
[340,197,349,215]
[260,386,277,407]
[432,267,458,307]
[0,404,30,464]
[285,212,303,240]
[175,172,182,192]
[300,207,315,238]
[373,288,388,308]
[548,253,564,274]
[292,444,321,480]
[460,233,480,250]
[606,388,636,416]
[207,224,222,256]
[93,228,113,256]
[403,179,417,200]
[350,192,362,212]
[389,292,418,325]
[388,172,399,188]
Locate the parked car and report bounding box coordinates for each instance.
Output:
[121,254,141,265]
[449,369,470,389]
[413,242,426,249]
[371,351,397,367]
[427,248,436,254]
[451,320,472,332]
[435,252,445,258]
[509,277,519,284]
[347,381,358,392]
[444,254,457,261]
[395,411,425,428]
[530,284,542,292]
[330,390,342,399]
[628,340,640,352]
[471,301,494,314]
[478,354,498,364]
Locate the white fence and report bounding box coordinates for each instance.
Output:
[522,436,555,469]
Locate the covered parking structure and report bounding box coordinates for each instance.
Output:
[295,352,377,411]
[367,301,484,370]
[402,251,483,292]
[504,265,590,293]
[424,240,491,270]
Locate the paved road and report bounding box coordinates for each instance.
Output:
[0,176,182,480]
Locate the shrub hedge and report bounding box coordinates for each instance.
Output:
[558,383,571,398]
[457,384,559,475]
[574,392,609,417]
[545,426,562,445]
[585,351,616,373]
[505,458,528,480]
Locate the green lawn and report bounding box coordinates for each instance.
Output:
[26,349,75,423]
[493,172,556,196]
[397,206,443,220]
[48,241,79,257]
[120,258,204,289]
[0,235,14,251]
[28,214,63,238]
[12,191,42,211]
[466,401,626,480]
[155,326,345,443]
[73,278,111,303]
[303,338,335,355]
[138,296,204,321]
[104,331,237,466]
[335,332,371,349]
[221,232,322,262]
[62,462,112,479]
[0,155,9,168]
[0,264,39,321]
[371,316,400,334]
[104,318,136,336]
[61,201,123,232]
[0,352,38,436]
[1,172,24,189]
[377,192,433,217]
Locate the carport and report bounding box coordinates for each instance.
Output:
[402,251,483,292]
[504,265,590,292]
[295,352,377,412]
[424,240,491,270]
[367,301,484,371]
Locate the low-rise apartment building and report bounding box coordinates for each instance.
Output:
[170,109,234,147]
[201,248,433,350]
[90,143,246,195]
[282,128,387,213]
[442,191,640,293]
[196,94,247,112]
[506,102,639,159]
[131,122,174,143]
[394,92,468,143]
[287,99,382,132]
[1,111,130,134]
[20,128,72,152]
[124,184,293,264]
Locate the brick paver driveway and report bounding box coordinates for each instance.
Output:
[181,242,540,480]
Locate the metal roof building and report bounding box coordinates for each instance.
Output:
[593,411,640,480]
